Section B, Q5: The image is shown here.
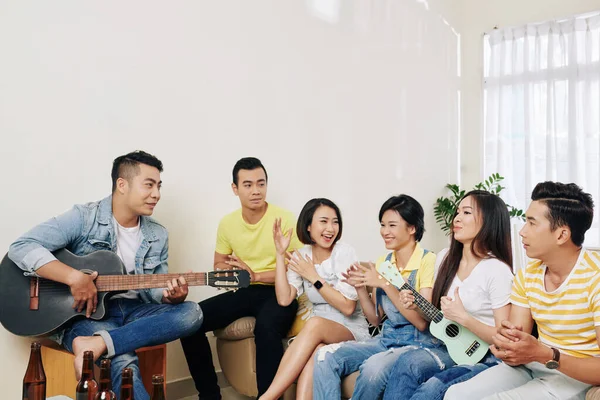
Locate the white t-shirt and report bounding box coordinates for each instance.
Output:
[112,217,143,300]
[434,248,513,327]
[287,242,359,304]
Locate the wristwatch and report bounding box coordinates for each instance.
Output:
[545,347,560,369]
[313,280,324,290]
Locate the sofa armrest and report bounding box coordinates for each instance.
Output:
[587,387,600,400]
[214,316,256,340]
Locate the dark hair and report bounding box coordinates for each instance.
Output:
[531,181,594,247]
[432,190,513,308]
[296,198,343,245]
[232,157,268,185]
[111,150,163,192]
[378,195,425,242]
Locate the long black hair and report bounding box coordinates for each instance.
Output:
[431,190,513,308]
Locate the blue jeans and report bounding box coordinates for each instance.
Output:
[313,335,439,400]
[382,347,497,400]
[63,299,203,400]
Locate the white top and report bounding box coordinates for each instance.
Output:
[287,242,359,304]
[434,248,513,327]
[112,217,143,300]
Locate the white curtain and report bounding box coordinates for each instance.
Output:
[484,12,600,269]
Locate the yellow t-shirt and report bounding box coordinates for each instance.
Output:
[215,203,302,276]
[374,243,436,292]
[511,249,600,358]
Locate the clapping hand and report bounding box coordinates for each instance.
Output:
[287,251,320,283]
[273,218,293,256]
[341,263,363,288]
[343,262,386,289]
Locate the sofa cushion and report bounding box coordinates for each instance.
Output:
[587,387,600,400]
[214,316,256,340]
[287,293,313,337]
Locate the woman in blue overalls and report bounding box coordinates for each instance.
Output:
[312,194,439,400]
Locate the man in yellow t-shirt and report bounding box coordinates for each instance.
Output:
[446,181,600,400]
[181,157,301,400]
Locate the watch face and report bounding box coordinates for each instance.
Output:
[545,360,559,369]
[314,280,323,290]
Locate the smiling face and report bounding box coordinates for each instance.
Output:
[232,167,267,211]
[380,209,416,251]
[308,205,340,250]
[452,195,483,245]
[117,163,162,217]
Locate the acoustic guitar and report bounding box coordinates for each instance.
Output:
[0,249,250,336]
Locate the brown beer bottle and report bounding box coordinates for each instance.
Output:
[119,367,134,400]
[93,359,116,400]
[22,342,46,400]
[76,351,98,400]
[150,374,166,400]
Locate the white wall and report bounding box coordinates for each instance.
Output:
[0,1,463,397]
[459,0,600,188]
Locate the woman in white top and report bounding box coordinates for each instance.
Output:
[381,190,514,400]
[259,198,368,400]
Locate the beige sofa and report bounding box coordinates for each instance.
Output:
[588,387,600,400]
[214,316,359,399]
[215,317,600,400]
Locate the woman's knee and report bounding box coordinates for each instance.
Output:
[314,342,345,371]
[304,317,344,340]
[357,356,390,384]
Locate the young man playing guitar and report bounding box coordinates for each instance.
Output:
[181,157,302,400]
[8,150,203,400]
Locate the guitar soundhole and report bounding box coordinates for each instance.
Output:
[445,323,459,338]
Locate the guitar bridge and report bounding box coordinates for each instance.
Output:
[29,277,39,311]
[465,341,480,356]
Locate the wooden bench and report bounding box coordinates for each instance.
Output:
[40,341,166,398]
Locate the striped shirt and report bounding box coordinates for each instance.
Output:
[511,249,600,358]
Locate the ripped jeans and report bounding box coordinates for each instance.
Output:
[382,347,498,400]
[313,335,444,400]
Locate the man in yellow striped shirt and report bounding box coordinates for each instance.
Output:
[446,181,599,400]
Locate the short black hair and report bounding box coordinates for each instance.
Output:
[296,198,343,245]
[378,195,425,242]
[531,181,594,247]
[111,150,163,192]
[232,157,268,186]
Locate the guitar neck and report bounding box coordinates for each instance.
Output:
[95,272,209,292]
[399,282,443,322]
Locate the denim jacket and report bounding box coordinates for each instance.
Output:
[8,195,169,306]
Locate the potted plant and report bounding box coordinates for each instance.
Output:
[434,173,525,235]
